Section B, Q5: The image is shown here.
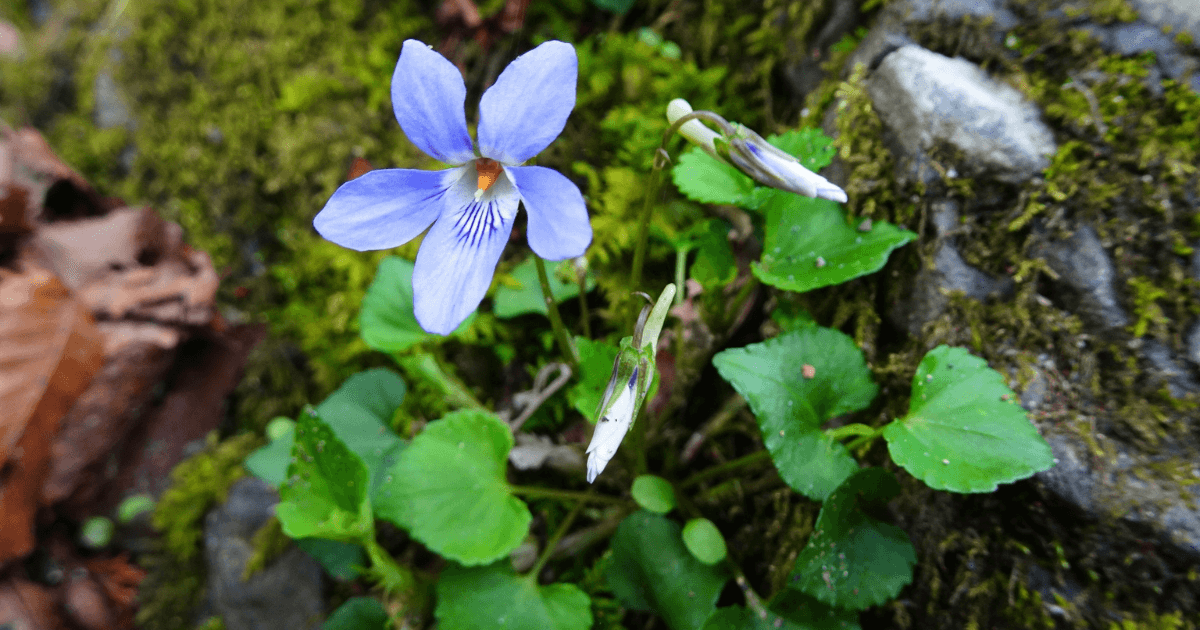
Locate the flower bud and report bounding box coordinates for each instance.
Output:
[666,98,848,203]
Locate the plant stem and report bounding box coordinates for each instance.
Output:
[630,162,665,293]
[510,485,628,506]
[825,422,876,442]
[527,497,584,579]
[534,256,580,370]
[575,262,591,338]
[679,449,771,490]
[363,538,424,605]
[844,426,885,452]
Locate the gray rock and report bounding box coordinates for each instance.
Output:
[866,45,1057,184]
[893,241,1012,335]
[1031,225,1129,330]
[1141,339,1200,399]
[887,0,1019,30]
[1130,0,1200,45]
[1186,320,1200,367]
[94,70,133,130]
[204,477,324,630]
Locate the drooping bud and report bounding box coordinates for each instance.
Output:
[666,98,847,204]
[585,284,676,483]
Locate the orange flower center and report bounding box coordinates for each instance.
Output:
[476,158,502,192]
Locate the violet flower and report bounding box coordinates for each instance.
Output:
[314,40,592,334]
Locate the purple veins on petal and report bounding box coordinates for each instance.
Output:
[313,167,459,251]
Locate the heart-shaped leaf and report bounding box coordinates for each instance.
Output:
[712,327,878,500]
[436,563,592,630]
[315,368,407,496]
[375,410,530,565]
[360,256,472,353]
[606,510,728,630]
[276,409,373,542]
[788,469,915,610]
[753,193,916,293]
[882,345,1055,493]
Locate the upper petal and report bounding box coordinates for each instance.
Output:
[392,40,476,165]
[477,41,577,165]
[507,165,591,260]
[314,167,465,251]
[412,175,520,334]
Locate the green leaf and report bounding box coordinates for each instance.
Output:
[244,422,294,488]
[712,327,878,500]
[752,193,916,293]
[672,147,754,206]
[690,219,737,290]
[882,346,1055,493]
[315,368,407,496]
[682,518,726,565]
[436,563,593,630]
[297,538,366,581]
[360,256,472,353]
[788,469,915,610]
[375,410,530,565]
[590,0,636,14]
[631,475,676,514]
[765,128,837,174]
[276,410,373,542]
[322,597,388,630]
[567,337,621,419]
[703,591,859,630]
[607,510,728,630]
[493,257,594,319]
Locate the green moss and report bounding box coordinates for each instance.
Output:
[242,516,292,581]
[1127,277,1170,338]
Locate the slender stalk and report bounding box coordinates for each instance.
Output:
[844,426,885,452]
[575,262,591,338]
[510,485,628,506]
[527,498,583,579]
[679,449,771,489]
[629,162,665,293]
[534,256,580,370]
[825,422,876,442]
[363,537,425,612]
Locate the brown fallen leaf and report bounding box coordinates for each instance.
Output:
[0,266,104,564]
[1,124,106,221]
[0,577,61,630]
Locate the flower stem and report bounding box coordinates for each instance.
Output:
[534,256,580,370]
[630,161,665,293]
[679,449,772,489]
[527,496,583,579]
[510,485,628,506]
[844,426,885,452]
[575,262,591,338]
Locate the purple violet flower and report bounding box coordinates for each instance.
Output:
[314,40,592,334]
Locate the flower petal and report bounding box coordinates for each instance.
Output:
[477,41,577,165]
[412,175,520,334]
[392,40,476,165]
[507,165,592,259]
[314,167,464,251]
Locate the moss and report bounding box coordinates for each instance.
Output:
[1127,277,1171,338]
[242,516,292,581]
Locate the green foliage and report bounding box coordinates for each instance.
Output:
[754,192,917,293]
[607,511,729,630]
[631,475,677,513]
[297,537,366,581]
[276,409,374,542]
[323,597,389,630]
[712,327,878,500]
[376,410,530,565]
[244,419,295,488]
[681,518,727,565]
[360,256,474,353]
[882,346,1055,493]
[153,432,261,561]
[672,129,838,207]
[494,257,595,319]
[788,469,916,610]
[436,563,593,630]
[315,368,407,494]
[568,336,622,419]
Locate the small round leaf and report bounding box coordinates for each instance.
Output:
[682,518,727,565]
[631,475,676,514]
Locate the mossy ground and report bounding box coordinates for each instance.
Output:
[3,0,1199,626]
